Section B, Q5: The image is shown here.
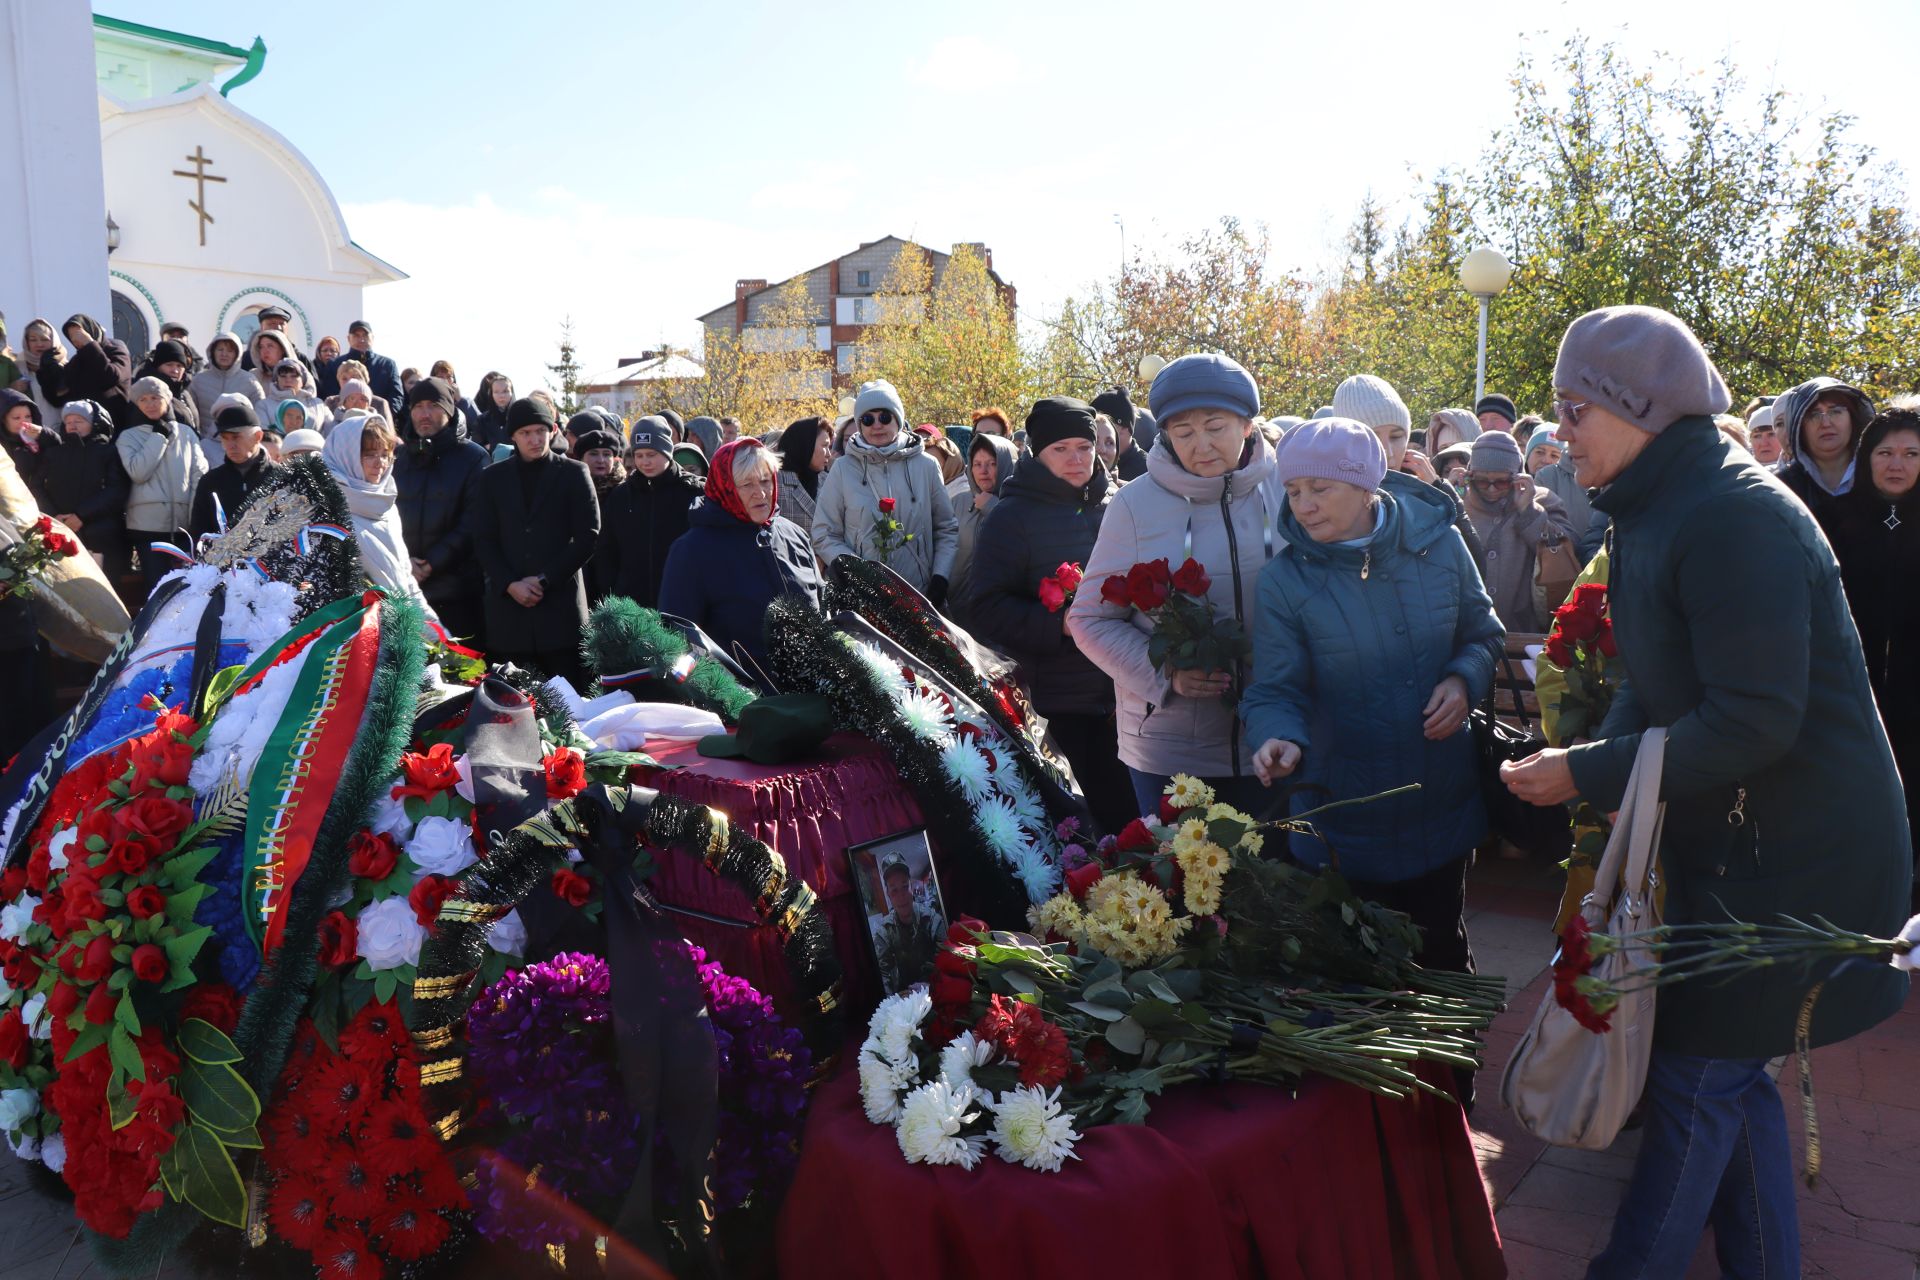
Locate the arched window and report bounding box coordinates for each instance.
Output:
[110,290,150,359]
[232,305,266,347]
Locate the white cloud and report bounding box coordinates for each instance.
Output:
[910,36,1017,90]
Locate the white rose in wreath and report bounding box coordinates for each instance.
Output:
[0,896,39,943]
[0,1087,40,1131]
[487,909,527,957]
[355,896,425,971]
[406,816,477,878]
[368,787,413,840]
[47,828,75,872]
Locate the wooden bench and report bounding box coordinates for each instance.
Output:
[1491,632,1546,728]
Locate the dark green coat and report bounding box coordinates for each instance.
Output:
[1567,416,1910,1060]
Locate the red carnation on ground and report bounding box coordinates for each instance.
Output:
[347,829,401,881]
[974,994,1073,1087]
[551,867,593,907]
[543,747,588,799]
[408,874,459,929]
[392,742,461,801]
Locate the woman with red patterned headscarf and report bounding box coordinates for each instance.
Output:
[657,439,822,672]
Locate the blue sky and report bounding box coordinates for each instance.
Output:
[103,0,1920,397]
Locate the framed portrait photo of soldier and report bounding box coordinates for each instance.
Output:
[849,828,948,997]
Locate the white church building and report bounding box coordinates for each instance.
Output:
[0,11,400,361]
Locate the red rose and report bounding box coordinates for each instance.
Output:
[1126,560,1171,611]
[111,834,161,877]
[1099,574,1132,606]
[1170,558,1210,597]
[931,972,973,1007]
[1157,794,1182,823]
[1037,577,1067,613]
[48,980,81,1022]
[544,748,588,800]
[84,982,118,1025]
[118,795,194,853]
[945,917,988,948]
[1055,562,1083,592]
[1543,633,1575,669]
[63,877,108,927]
[0,866,25,902]
[409,874,459,928]
[878,496,897,514]
[0,1010,26,1067]
[318,911,358,968]
[393,742,461,801]
[131,943,168,984]
[24,845,49,893]
[77,932,115,983]
[1064,861,1104,900]
[347,830,401,881]
[179,983,243,1034]
[1593,620,1618,659]
[551,867,593,907]
[32,515,53,538]
[2,946,35,988]
[126,884,169,921]
[1115,818,1157,853]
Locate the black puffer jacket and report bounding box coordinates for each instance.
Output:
[39,405,128,551]
[36,316,134,430]
[0,388,59,504]
[471,404,512,452]
[188,452,278,540]
[593,464,702,606]
[968,455,1115,716]
[394,421,490,613]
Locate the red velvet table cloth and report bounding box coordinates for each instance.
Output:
[777,1060,1505,1280]
[640,734,915,1017]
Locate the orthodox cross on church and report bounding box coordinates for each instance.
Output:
[171,146,227,246]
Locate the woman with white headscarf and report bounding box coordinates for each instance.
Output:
[320,412,436,621]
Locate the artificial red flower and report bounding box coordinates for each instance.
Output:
[1170,557,1211,596]
[326,1152,389,1222]
[135,1028,181,1081]
[347,830,401,881]
[360,1102,429,1179]
[877,496,897,515]
[1064,861,1104,901]
[22,845,48,893]
[550,867,593,907]
[113,794,192,849]
[3,944,36,988]
[372,1195,451,1261]
[1115,818,1157,853]
[312,1054,380,1122]
[408,874,459,929]
[342,1001,409,1061]
[1125,559,1172,611]
[0,866,25,902]
[63,877,108,926]
[315,1224,384,1280]
[179,983,243,1034]
[392,742,461,801]
[268,1173,332,1251]
[130,943,168,984]
[125,884,167,920]
[134,1079,187,1133]
[319,911,358,968]
[48,978,81,1022]
[1099,574,1132,606]
[77,932,115,983]
[543,747,588,800]
[0,1010,26,1068]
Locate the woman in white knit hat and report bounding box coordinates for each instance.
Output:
[1333,374,1487,572]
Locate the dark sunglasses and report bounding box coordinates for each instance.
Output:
[860,410,896,428]
[1469,475,1515,492]
[1553,398,1590,428]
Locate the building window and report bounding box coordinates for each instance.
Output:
[836,344,857,374]
[856,269,871,288]
[853,298,867,324]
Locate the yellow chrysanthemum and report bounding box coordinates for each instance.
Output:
[1028,895,1085,943]
[1165,775,1215,810]
[1170,818,1209,859]
[1181,866,1223,916]
[1239,830,1265,856]
[1205,801,1253,826]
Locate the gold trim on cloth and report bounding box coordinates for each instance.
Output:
[412,1025,454,1051]
[438,899,510,924]
[704,809,731,868]
[776,883,817,940]
[413,971,474,999]
[754,853,790,917]
[419,1056,463,1085]
[432,1109,463,1141]
[812,980,842,1015]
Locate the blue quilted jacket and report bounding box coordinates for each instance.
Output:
[1241,479,1504,881]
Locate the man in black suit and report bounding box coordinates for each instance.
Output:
[468,397,600,685]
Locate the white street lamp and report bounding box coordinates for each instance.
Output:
[1458,247,1511,405]
[837,395,856,419]
[1137,353,1167,386]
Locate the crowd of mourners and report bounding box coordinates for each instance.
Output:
[3,299,1914,1277]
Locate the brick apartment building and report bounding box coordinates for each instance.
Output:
[696,235,1016,390]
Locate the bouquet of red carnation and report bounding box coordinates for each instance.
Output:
[1037,561,1083,613]
[1098,557,1249,696]
[1540,582,1620,743]
[870,495,914,565]
[0,514,81,601]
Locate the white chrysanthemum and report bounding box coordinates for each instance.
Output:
[859,1050,911,1124]
[368,786,413,840]
[0,1088,39,1131]
[866,987,933,1064]
[896,1080,986,1168]
[940,739,994,804]
[989,1085,1082,1172]
[938,1032,998,1098]
[0,895,39,942]
[46,828,74,873]
[851,641,910,701]
[39,1131,64,1173]
[899,687,954,743]
[1015,853,1061,904]
[975,797,1025,859]
[1007,783,1048,828]
[1165,774,1215,810]
[406,815,478,877]
[20,993,47,1041]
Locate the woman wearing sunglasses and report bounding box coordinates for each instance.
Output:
[1459,431,1574,633]
[811,379,958,603]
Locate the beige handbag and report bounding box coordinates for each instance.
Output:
[1500,728,1666,1149]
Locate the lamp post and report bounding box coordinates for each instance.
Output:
[105,212,120,255]
[1458,247,1511,405]
[1137,352,1167,386]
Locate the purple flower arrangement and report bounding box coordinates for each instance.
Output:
[465,946,811,1254]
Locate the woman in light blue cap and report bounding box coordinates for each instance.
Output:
[1523,423,1562,476]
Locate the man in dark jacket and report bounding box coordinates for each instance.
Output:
[341,320,404,414]
[133,338,201,434]
[41,315,135,430]
[395,378,490,642]
[188,400,278,539]
[1772,375,1873,522]
[594,416,699,607]
[43,400,129,586]
[1503,307,1909,1279]
[1091,386,1148,481]
[969,396,1133,834]
[468,397,600,685]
